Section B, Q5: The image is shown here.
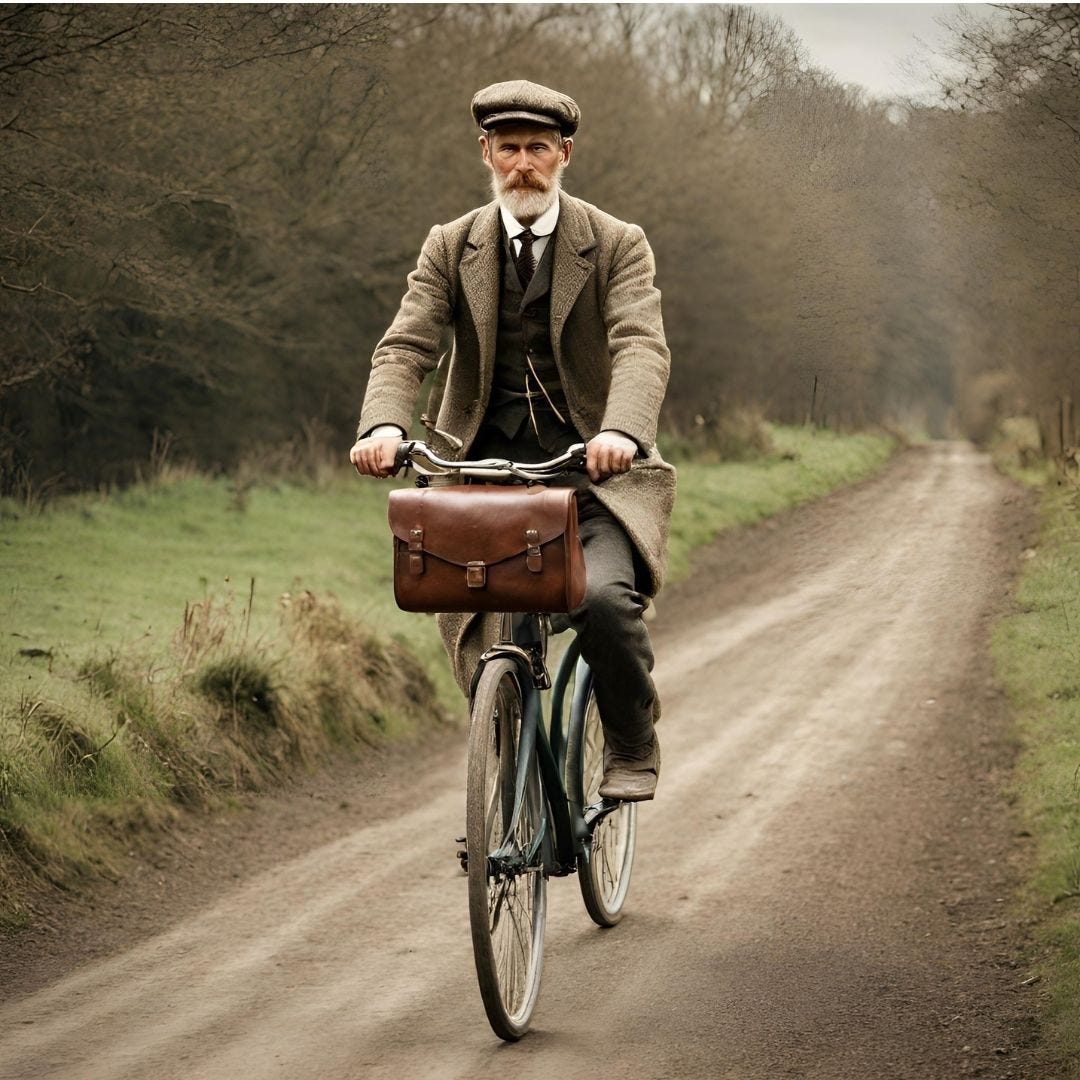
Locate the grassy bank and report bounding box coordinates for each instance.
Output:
[664,425,896,581]
[992,474,1080,1071]
[0,425,895,925]
[0,470,454,927]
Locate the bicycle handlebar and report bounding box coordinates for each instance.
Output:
[393,440,588,482]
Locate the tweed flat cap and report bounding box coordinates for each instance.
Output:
[471,80,580,137]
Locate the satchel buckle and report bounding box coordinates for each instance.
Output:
[467,561,487,588]
[408,528,424,575]
[525,528,542,573]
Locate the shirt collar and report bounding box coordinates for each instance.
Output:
[499,194,560,239]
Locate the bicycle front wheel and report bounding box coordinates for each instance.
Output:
[466,658,547,1041]
[569,669,638,927]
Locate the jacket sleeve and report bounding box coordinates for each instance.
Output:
[356,225,452,438]
[599,224,670,451]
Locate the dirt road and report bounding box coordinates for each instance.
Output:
[0,443,1057,1078]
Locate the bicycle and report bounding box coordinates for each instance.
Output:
[393,440,639,1041]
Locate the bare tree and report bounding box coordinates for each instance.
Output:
[0,4,391,489]
[654,5,807,134]
[925,4,1080,448]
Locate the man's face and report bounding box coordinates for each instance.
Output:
[480,123,573,222]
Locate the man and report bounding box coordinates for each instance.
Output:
[351,80,675,800]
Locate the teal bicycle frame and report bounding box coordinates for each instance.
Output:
[475,615,618,881]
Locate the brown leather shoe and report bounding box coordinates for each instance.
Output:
[598,738,660,802]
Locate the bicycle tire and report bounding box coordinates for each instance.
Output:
[466,658,547,1040]
[567,667,638,927]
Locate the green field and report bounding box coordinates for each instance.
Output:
[993,476,1080,1072]
[0,425,895,923]
[3,469,452,697]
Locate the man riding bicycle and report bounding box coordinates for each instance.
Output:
[350,80,674,801]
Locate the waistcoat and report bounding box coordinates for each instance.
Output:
[480,225,581,454]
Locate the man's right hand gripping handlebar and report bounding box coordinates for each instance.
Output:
[350,435,402,479]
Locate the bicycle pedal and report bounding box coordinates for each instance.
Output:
[453,836,468,872]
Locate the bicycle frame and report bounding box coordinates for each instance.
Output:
[478,625,617,880]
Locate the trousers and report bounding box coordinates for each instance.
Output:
[562,492,658,752]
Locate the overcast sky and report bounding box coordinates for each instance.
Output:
[758,3,996,100]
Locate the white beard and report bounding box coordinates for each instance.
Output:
[490,165,564,221]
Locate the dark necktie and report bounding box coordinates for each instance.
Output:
[514,229,536,288]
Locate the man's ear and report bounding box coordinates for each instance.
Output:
[561,137,573,167]
[479,134,491,167]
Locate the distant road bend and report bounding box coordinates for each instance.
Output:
[0,442,1050,1080]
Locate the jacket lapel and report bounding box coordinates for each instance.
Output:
[549,193,597,349]
[458,202,502,395]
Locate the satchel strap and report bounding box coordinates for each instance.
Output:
[409,527,424,575]
[525,528,542,573]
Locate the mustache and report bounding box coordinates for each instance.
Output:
[505,171,549,192]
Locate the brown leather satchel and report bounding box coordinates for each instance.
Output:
[387,485,587,613]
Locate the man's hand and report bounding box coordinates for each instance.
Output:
[350,436,401,478]
[586,430,638,483]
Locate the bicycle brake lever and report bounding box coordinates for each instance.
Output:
[392,440,416,476]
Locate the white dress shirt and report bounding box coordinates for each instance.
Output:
[500,197,560,264]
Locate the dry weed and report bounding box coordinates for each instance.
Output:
[230,417,341,505]
[133,429,199,490]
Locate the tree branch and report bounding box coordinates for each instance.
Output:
[1,276,78,302]
[0,19,144,76]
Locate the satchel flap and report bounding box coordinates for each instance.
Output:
[388,485,575,568]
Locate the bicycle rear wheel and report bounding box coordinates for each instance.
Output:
[466,658,547,1040]
[568,668,637,927]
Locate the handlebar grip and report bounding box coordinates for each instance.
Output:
[392,440,415,476]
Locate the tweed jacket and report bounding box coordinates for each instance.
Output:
[357,192,676,691]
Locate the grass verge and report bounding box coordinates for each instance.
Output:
[1,424,895,927]
[0,471,453,927]
[992,472,1080,1072]
[664,425,896,582]
[0,589,446,930]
